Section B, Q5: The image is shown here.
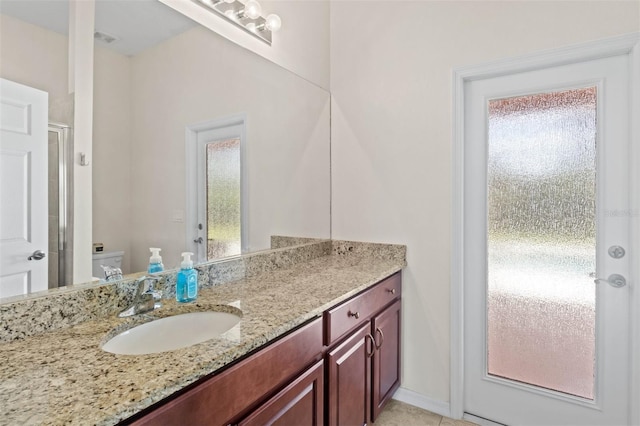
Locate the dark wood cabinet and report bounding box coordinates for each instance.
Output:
[128,318,323,426]
[125,272,401,426]
[372,299,401,421]
[326,323,373,426]
[325,272,402,425]
[324,273,402,346]
[238,360,324,426]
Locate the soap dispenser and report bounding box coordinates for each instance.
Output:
[148,248,164,273]
[176,252,198,303]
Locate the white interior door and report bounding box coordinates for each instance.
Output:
[463,54,631,425]
[0,79,48,298]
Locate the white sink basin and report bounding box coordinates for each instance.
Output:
[102,311,241,355]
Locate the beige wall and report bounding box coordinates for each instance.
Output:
[329,0,640,406]
[92,46,132,274]
[2,8,331,281]
[92,22,332,273]
[0,12,95,283]
[1,11,134,278]
[160,0,330,90]
[0,14,68,108]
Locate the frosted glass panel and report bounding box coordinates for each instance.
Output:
[206,138,241,259]
[487,87,597,399]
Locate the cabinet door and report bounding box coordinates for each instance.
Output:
[238,360,324,426]
[129,318,323,426]
[327,323,373,426]
[371,299,401,421]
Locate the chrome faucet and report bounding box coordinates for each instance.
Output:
[119,276,164,317]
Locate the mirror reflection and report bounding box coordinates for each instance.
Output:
[204,136,243,260]
[0,0,330,298]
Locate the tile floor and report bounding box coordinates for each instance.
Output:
[375,400,477,426]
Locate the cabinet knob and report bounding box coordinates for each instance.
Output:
[387,288,396,295]
[348,311,360,319]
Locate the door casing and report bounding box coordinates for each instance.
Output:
[185,113,248,263]
[451,33,640,423]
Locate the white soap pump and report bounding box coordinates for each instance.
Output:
[148,248,164,273]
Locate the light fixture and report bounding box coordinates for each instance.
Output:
[202,0,236,5]
[194,0,281,45]
[264,14,281,32]
[240,0,262,19]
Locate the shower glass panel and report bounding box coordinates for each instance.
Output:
[206,138,241,259]
[48,129,60,288]
[486,87,597,399]
[47,123,73,288]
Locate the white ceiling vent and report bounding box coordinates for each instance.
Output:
[94,30,119,44]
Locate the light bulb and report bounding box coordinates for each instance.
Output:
[265,14,281,32]
[223,0,235,3]
[246,22,257,32]
[243,0,262,19]
[224,9,237,19]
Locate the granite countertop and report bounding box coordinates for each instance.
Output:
[0,244,405,425]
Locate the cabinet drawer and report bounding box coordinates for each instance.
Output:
[129,317,323,426]
[324,272,401,346]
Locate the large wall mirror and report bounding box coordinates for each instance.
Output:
[0,0,330,297]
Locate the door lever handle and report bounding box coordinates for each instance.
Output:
[594,274,626,288]
[28,250,46,261]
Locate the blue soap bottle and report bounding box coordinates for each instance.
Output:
[148,247,164,273]
[176,252,198,303]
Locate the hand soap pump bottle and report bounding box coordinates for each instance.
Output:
[148,248,164,273]
[176,252,198,303]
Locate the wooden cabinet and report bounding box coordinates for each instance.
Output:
[128,318,323,426]
[125,272,401,426]
[327,323,373,426]
[238,360,324,426]
[325,272,402,425]
[324,273,402,346]
[372,299,401,420]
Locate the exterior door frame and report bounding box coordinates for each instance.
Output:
[185,113,248,263]
[451,33,640,423]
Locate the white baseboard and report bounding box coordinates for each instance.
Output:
[392,387,452,418]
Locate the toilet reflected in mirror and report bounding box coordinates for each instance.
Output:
[91,250,124,281]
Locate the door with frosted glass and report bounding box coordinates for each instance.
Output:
[204,138,242,259]
[463,55,631,425]
[191,121,247,263]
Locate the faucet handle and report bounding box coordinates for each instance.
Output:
[137,275,164,292]
[119,276,165,318]
[138,276,165,306]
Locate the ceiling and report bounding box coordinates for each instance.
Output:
[0,0,198,56]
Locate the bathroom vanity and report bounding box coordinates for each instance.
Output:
[0,240,405,425]
[128,273,401,426]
